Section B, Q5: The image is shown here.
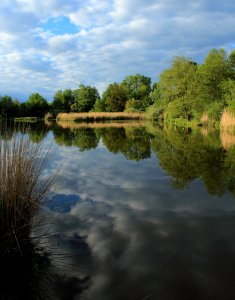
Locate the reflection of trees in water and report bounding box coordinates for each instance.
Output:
[53,125,152,160]
[150,126,235,197]
[0,121,49,143]
[4,120,235,196]
[100,127,151,160]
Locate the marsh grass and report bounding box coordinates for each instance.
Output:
[0,133,54,255]
[220,109,235,128]
[57,112,146,122]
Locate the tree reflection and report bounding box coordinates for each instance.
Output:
[54,124,152,160]
[73,128,99,151]
[150,126,230,196]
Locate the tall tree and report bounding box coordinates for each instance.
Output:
[198,48,234,103]
[158,56,199,120]
[122,74,152,110]
[0,95,20,118]
[25,93,49,117]
[52,89,75,113]
[71,84,99,112]
[102,83,129,112]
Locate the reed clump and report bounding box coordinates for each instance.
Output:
[56,112,146,122]
[220,109,235,128]
[0,134,53,255]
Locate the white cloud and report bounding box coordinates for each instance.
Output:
[0,0,235,100]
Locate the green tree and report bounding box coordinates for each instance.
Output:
[71,84,100,112]
[25,93,49,117]
[222,79,235,112]
[158,56,199,120]
[102,83,129,112]
[229,50,235,70]
[92,98,106,112]
[52,89,75,113]
[198,48,234,103]
[122,74,152,110]
[0,95,20,118]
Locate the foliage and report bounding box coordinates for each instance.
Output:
[145,104,164,120]
[25,93,49,117]
[122,74,152,110]
[198,48,234,103]
[206,101,224,121]
[71,84,100,112]
[0,96,20,118]
[222,79,235,112]
[52,89,75,113]
[92,98,106,112]
[158,56,200,120]
[102,83,129,112]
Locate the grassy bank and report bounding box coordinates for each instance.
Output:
[56,112,146,122]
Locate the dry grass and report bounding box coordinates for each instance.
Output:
[56,120,146,129]
[201,112,209,124]
[220,129,235,150]
[56,112,146,121]
[0,134,54,255]
[220,109,235,128]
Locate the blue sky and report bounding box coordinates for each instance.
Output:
[0,0,235,101]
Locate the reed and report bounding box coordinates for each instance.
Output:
[56,112,146,121]
[0,133,53,255]
[220,129,235,150]
[201,113,209,124]
[220,109,235,128]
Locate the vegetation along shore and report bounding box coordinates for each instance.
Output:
[0,48,235,127]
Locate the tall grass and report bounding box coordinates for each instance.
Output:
[220,109,235,128]
[57,112,146,121]
[0,133,53,255]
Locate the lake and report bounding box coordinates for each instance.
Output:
[2,121,235,300]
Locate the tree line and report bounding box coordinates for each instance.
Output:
[1,48,235,121]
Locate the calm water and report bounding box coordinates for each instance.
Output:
[2,121,235,300]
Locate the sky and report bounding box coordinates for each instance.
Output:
[0,0,235,102]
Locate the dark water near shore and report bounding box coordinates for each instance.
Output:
[2,121,235,299]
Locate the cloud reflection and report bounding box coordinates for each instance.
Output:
[41,139,235,299]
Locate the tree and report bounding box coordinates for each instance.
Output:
[25,93,49,117]
[0,95,20,118]
[92,98,106,112]
[71,84,99,112]
[158,56,199,120]
[52,89,75,113]
[122,74,152,110]
[102,83,129,112]
[198,48,234,103]
[229,50,235,70]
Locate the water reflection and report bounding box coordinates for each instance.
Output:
[2,121,235,299]
[44,201,235,300]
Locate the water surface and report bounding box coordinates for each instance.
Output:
[3,121,235,300]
